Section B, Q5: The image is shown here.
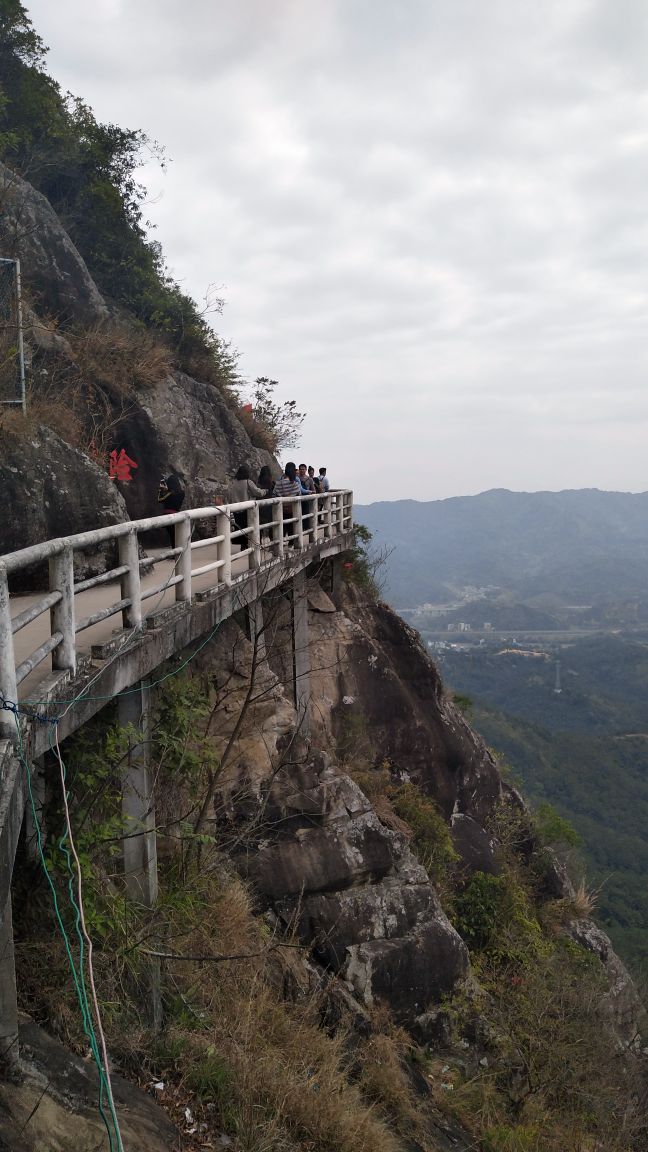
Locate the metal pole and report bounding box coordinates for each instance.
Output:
[14,260,26,416]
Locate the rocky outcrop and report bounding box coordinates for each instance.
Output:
[0,1015,179,1152]
[304,583,511,843]
[566,919,644,1048]
[0,160,277,560]
[0,425,128,585]
[0,162,108,324]
[113,370,275,522]
[188,615,469,1030]
[247,754,469,1022]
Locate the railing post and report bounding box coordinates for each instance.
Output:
[251,503,261,570]
[219,511,232,585]
[325,494,332,540]
[276,499,285,559]
[335,493,343,534]
[304,496,312,547]
[49,545,76,675]
[119,528,142,630]
[297,499,304,551]
[0,563,18,738]
[175,515,192,604]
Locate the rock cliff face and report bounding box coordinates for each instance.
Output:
[0,162,274,563]
[0,426,128,583]
[0,161,108,324]
[181,574,642,1049]
[113,370,274,522]
[0,1016,178,1152]
[190,612,469,1033]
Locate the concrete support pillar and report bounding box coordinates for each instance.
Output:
[24,755,46,865]
[330,556,343,605]
[0,893,19,1072]
[118,682,162,1029]
[245,600,266,666]
[292,571,311,737]
[118,682,157,907]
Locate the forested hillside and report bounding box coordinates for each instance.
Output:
[440,636,648,970]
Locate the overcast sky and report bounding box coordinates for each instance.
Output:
[26,0,648,503]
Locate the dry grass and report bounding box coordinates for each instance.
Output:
[67,321,173,396]
[236,405,276,452]
[0,318,172,456]
[567,878,598,919]
[154,868,404,1152]
[540,879,599,935]
[15,862,408,1152]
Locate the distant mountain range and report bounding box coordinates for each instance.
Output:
[355,488,648,608]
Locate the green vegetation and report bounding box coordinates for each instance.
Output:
[343,523,392,599]
[390,782,458,886]
[0,0,241,389]
[440,848,647,1152]
[442,634,648,972]
[237,376,306,453]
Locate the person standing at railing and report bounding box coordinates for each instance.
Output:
[257,465,275,539]
[158,473,186,545]
[298,464,315,493]
[226,465,266,551]
[298,463,316,544]
[274,462,302,545]
[318,467,330,492]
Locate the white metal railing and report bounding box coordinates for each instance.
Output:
[0,490,353,722]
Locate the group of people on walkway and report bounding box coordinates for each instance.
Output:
[226,462,331,546]
[157,463,331,548]
[227,462,329,503]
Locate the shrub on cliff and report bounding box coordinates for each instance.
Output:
[0,2,241,393]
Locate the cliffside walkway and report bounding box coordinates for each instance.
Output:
[0,490,354,1063]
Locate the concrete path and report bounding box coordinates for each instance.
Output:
[10,543,253,702]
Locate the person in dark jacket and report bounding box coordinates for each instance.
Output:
[258,465,275,536]
[158,473,185,545]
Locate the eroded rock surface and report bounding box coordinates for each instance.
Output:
[190,616,469,1028]
[0,1016,179,1152]
[114,370,275,522]
[0,426,128,583]
[567,919,644,1048]
[0,162,108,324]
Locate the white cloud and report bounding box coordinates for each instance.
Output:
[24,0,648,501]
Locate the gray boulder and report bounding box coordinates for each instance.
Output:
[0,161,108,324]
[0,425,128,586]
